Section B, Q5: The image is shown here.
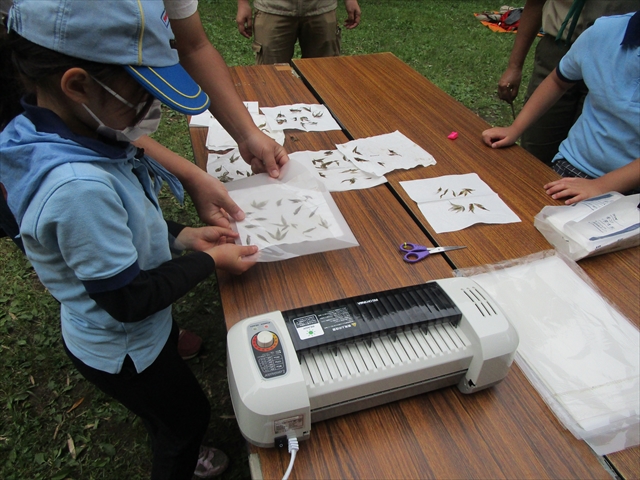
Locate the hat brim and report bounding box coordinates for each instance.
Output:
[125,64,210,115]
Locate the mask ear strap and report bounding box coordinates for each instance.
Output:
[91,76,144,113]
[81,103,103,126]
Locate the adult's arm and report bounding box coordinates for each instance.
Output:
[170,11,288,177]
[343,0,361,29]
[497,0,546,102]
[236,0,253,38]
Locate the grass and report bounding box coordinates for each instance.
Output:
[0,1,535,478]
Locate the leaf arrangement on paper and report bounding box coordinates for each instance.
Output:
[206,148,254,183]
[400,173,520,233]
[260,104,341,132]
[288,150,387,191]
[229,184,343,249]
[336,130,436,176]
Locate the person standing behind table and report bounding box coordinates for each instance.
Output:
[496,0,638,166]
[236,0,361,65]
[0,0,259,477]
[483,12,640,205]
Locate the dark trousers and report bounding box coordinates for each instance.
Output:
[521,34,589,166]
[0,195,24,252]
[64,322,210,480]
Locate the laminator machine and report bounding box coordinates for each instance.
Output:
[227,277,519,447]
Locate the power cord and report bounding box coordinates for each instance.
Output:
[281,433,299,480]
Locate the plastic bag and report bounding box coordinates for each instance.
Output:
[534,192,640,260]
[455,251,639,455]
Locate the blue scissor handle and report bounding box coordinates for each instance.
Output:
[399,242,430,263]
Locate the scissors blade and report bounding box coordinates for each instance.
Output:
[427,246,466,254]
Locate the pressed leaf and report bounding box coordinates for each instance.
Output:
[448,202,465,213]
[250,200,268,210]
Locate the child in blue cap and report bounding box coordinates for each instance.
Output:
[0,0,258,477]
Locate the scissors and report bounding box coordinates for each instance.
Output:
[399,242,466,263]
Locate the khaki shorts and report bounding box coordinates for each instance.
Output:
[252,9,341,65]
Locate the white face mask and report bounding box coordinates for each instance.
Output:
[82,78,163,142]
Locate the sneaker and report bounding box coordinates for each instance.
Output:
[194,446,229,478]
[177,329,202,360]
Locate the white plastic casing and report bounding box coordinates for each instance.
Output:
[435,278,520,393]
[227,278,519,446]
[227,312,310,448]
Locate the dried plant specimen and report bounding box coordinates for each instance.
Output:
[449,202,466,213]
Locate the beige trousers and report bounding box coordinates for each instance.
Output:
[252,9,341,65]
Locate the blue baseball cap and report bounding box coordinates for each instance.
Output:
[7,0,210,115]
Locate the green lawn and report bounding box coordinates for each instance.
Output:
[0,1,534,478]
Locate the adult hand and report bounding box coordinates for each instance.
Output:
[481,126,520,149]
[175,226,239,252]
[344,0,361,29]
[544,177,604,205]
[238,130,289,178]
[206,243,259,274]
[497,66,522,103]
[236,1,253,38]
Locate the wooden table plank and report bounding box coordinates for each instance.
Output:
[294,52,639,478]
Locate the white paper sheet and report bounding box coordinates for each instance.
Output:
[189,101,259,127]
[206,113,284,150]
[336,131,436,177]
[289,150,387,191]
[260,104,341,132]
[455,251,640,455]
[206,148,254,183]
[401,173,520,233]
[225,161,359,261]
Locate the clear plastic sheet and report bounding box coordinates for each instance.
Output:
[226,160,359,262]
[454,250,639,455]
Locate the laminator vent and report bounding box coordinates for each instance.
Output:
[460,286,499,318]
[300,322,470,386]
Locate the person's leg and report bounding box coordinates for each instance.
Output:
[298,10,341,58]
[0,194,24,252]
[520,34,588,166]
[64,323,210,480]
[252,11,298,65]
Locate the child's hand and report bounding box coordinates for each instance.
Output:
[175,226,238,252]
[481,127,519,149]
[544,177,603,205]
[206,243,259,274]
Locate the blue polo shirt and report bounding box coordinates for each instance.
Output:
[0,102,175,374]
[554,12,640,178]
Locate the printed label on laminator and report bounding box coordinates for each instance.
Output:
[293,315,325,341]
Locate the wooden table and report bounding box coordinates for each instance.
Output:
[294,52,639,479]
[188,58,638,479]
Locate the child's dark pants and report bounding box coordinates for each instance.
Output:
[64,322,210,480]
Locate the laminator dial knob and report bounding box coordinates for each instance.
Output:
[257,330,274,348]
